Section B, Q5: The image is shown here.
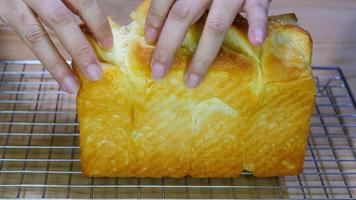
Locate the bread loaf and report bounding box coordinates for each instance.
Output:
[74,0,315,178]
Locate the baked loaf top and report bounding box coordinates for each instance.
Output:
[75,0,315,177]
[89,0,313,85]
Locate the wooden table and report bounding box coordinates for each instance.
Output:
[0,0,355,92]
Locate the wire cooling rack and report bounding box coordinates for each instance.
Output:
[0,60,355,199]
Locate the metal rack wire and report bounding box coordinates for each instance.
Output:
[0,60,355,199]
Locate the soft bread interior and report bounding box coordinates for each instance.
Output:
[86,19,143,74]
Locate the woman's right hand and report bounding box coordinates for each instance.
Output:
[0,0,113,93]
[145,0,271,88]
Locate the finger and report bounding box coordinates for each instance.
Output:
[192,8,207,24]
[64,0,113,49]
[144,0,175,44]
[5,1,79,93]
[244,0,270,46]
[185,0,243,88]
[24,0,102,81]
[151,0,210,80]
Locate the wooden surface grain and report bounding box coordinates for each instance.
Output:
[0,0,355,92]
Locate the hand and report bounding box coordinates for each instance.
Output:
[0,0,113,93]
[145,0,271,88]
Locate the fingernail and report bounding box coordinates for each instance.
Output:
[253,29,264,46]
[186,73,200,88]
[151,63,167,80]
[85,63,102,81]
[100,37,114,49]
[62,76,79,94]
[145,27,158,44]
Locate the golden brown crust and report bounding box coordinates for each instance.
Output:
[75,0,315,177]
[268,13,299,27]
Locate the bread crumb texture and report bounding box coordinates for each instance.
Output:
[75,0,315,177]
